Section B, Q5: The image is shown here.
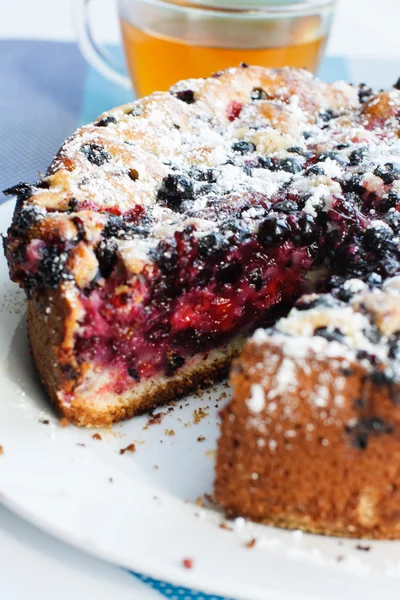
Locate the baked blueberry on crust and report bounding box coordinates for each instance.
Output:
[4,66,400,436]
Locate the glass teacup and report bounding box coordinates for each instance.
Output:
[75,0,337,97]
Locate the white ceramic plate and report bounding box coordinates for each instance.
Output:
[1,200,400,600]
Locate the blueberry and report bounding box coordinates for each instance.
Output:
[286,146,303,154]
[39,246,69,288]
[379,191,400,213]
[95,115,117,127]
[272,200,298,213]
[380,255,400,277]
[275,157,303,174]
[317,152,349,167]
[190,168,218,183]
[364,325,381,344]
[370,371,393,386]
[358,83,373,103]
[349,147,368,166]
[127,105,143,116]
[197,233,226,257]
[242,165,253,177]
[305,165,324,177]
[95,239,118,278]
[13,204,41,233]
[363,222,392,252]
[257,216,290,247]
[174,89,196,104]
[389,336,400,359]
[313,327,345,343]
[374,163,400,184]
[251,88,268,100]
[152,240,178,273]
[216,261,242,285]
[72,216,86,242]
[102,215,139,240]
[157,174,193,211]
[128,367,140,381]
[68,198,79,211]
[256,156,275,170]
[336,143,349,150]
[196,267,213,286]
[303,131,313,140]
[3,182,34,200]
[80,143,111,166]
[293,213,317,245]
[219,218,251,242]
[165,353,185,376]
[196,183,215,196]
[103,215,125,238]
[342,174,364,195]
[232,141,256,155]
[385,209,400,232]
[319,109,337,122]
[353,433,369,451]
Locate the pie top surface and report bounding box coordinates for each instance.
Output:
[5,65,400,295]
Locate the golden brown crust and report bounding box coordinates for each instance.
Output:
[215,339,400,539]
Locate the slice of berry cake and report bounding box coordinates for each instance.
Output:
[215,276,400,538]
[4,65,400,426]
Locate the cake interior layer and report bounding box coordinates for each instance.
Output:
[74,230,317,396]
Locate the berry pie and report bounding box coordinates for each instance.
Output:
[4,66,400,429]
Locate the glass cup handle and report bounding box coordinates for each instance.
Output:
[73,0,132,89]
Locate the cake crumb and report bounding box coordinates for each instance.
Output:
[165,428,175,436]
[120,443,136,455]
[182,558,194,569]
[39,419,50,425]
[92,433,102,440]
[154,464,159,469]
[204,493,216,506]
[193,407,209,424]
[197,435,206,442]
[219,522,233,531]
[356,544,371,552]
[245,538,257,548]
[60,417,70,428]
[0,446,3,455]
[146,412,165,427]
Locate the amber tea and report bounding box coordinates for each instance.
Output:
[121,16,327,97]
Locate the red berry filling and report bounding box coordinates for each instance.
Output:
[74,228,314,390]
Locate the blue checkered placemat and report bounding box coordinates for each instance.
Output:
[0,39,399,599]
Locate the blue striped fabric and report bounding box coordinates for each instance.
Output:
[0,39,399,599]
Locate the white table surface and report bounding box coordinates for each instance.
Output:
[1,1,399,598]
